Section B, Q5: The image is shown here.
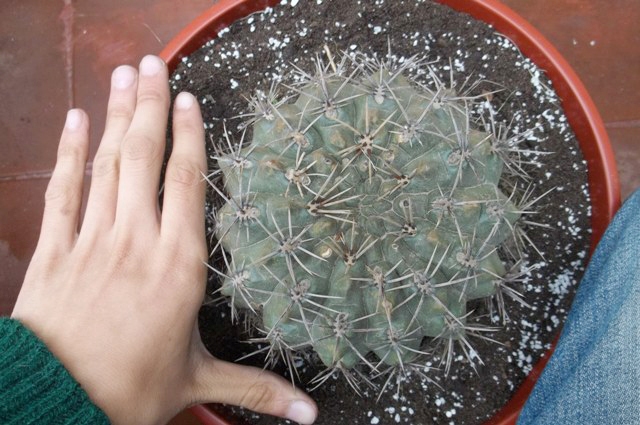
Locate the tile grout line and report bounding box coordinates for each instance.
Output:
[604,120,640,129]
[0,162,93,182]
[60,0,75,110]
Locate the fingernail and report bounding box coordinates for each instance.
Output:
[175,92,194,110]
[65,109,82,130]
[285,400,316,424]
[112,65,136,89]
[140,55,164,76]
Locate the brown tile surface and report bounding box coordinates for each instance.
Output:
[0,0,217,318]
[0,179,47,312]
[1,1,638,424]
[0,1,69,175]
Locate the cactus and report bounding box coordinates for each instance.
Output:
[207,50,539,391]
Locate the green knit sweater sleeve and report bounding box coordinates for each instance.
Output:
[0,318,110,424]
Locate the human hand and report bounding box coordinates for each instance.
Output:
[11,55,317,425]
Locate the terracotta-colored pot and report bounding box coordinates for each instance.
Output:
[160,1,621,424]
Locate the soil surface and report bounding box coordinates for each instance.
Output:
[168,1,592,424]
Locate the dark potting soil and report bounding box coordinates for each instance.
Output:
[168,0,592,424]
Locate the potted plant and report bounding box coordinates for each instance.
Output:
[160,1,620,424]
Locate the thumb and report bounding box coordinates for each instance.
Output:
[191,354,318,424]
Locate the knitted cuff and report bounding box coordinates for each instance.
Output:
[0,318,110,424]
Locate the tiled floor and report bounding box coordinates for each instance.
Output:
[1,1,638,423]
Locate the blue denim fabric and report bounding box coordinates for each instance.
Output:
[517,189,640,425]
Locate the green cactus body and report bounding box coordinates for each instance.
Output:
[212,53,527,381]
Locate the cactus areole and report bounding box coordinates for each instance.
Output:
[210,51,539,388]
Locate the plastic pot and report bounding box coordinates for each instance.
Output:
[160,1,621,424]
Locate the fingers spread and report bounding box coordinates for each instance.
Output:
[82,65,138,234]
[116,55,170,226]
[161,92,206,244]
[191,356,318,424]
[39,109,90,253]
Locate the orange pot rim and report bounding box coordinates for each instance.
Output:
[160,1,621,424]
